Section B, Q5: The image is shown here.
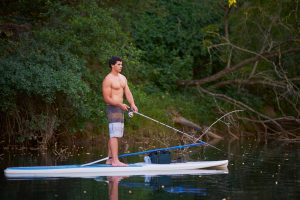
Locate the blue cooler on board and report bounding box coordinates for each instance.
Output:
[148,150,171,164]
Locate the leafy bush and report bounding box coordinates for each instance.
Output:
[37,1,143,72]
[0,38,89,113]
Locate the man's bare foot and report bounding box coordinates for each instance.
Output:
[111,160,128,167]
[106,159,112,165]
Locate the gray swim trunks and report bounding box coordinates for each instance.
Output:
[106,105,124,138]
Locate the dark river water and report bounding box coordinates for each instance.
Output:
[0,138,299,200]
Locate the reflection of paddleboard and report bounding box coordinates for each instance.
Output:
[5,160,228,179]
[112,169,226,196]
[119,179,208,196]
[164,186,207,195]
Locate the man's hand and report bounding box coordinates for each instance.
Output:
[119,103,130,111]
[130,104,138,113]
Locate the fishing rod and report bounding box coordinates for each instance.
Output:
[81,142,206,167]
[132,111,222,151]
[194,109,244,142]
[132,111,195,140]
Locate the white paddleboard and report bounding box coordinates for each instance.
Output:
[4,160,228,178]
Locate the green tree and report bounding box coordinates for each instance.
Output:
[113,0,223,91]
[0,1,143,147]
[178,0,300,140]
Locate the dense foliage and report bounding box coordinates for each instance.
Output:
[0,0,299,147]
[0,1,143,146]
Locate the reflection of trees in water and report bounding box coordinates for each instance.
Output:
[224,139,299,199]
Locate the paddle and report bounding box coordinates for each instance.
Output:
[81,142,206,167]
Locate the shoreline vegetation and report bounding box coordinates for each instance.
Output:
[0,0,299,150]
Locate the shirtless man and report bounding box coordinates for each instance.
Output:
[102,56,138,167]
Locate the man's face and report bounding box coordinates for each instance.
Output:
[112,61,123,73]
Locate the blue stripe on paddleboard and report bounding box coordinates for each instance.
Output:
[6,164,143,170]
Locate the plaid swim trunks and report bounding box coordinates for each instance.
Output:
[106,105,124,138]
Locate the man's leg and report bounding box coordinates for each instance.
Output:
[109,137,127,167]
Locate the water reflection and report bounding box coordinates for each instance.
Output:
[125,175,208,196]
[104,172,223,200]
[107,176,126,200]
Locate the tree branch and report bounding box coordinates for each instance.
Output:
[178,48,300,86]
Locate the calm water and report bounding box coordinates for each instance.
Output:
[0,139,299,200]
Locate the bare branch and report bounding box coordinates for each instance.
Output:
[196,87,291,135]
[210,79,286,89]
[178,48,300,86]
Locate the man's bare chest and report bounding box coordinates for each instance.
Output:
[111,78,125,90]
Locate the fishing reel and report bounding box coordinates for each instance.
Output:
[128,108,134,118]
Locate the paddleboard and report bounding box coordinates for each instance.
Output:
[4,160,228,178]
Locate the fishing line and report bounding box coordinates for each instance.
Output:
[194,110,244,142]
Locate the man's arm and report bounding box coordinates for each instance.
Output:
[124,78,138,112]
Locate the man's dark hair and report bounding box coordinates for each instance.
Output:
[108,56,122,68]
